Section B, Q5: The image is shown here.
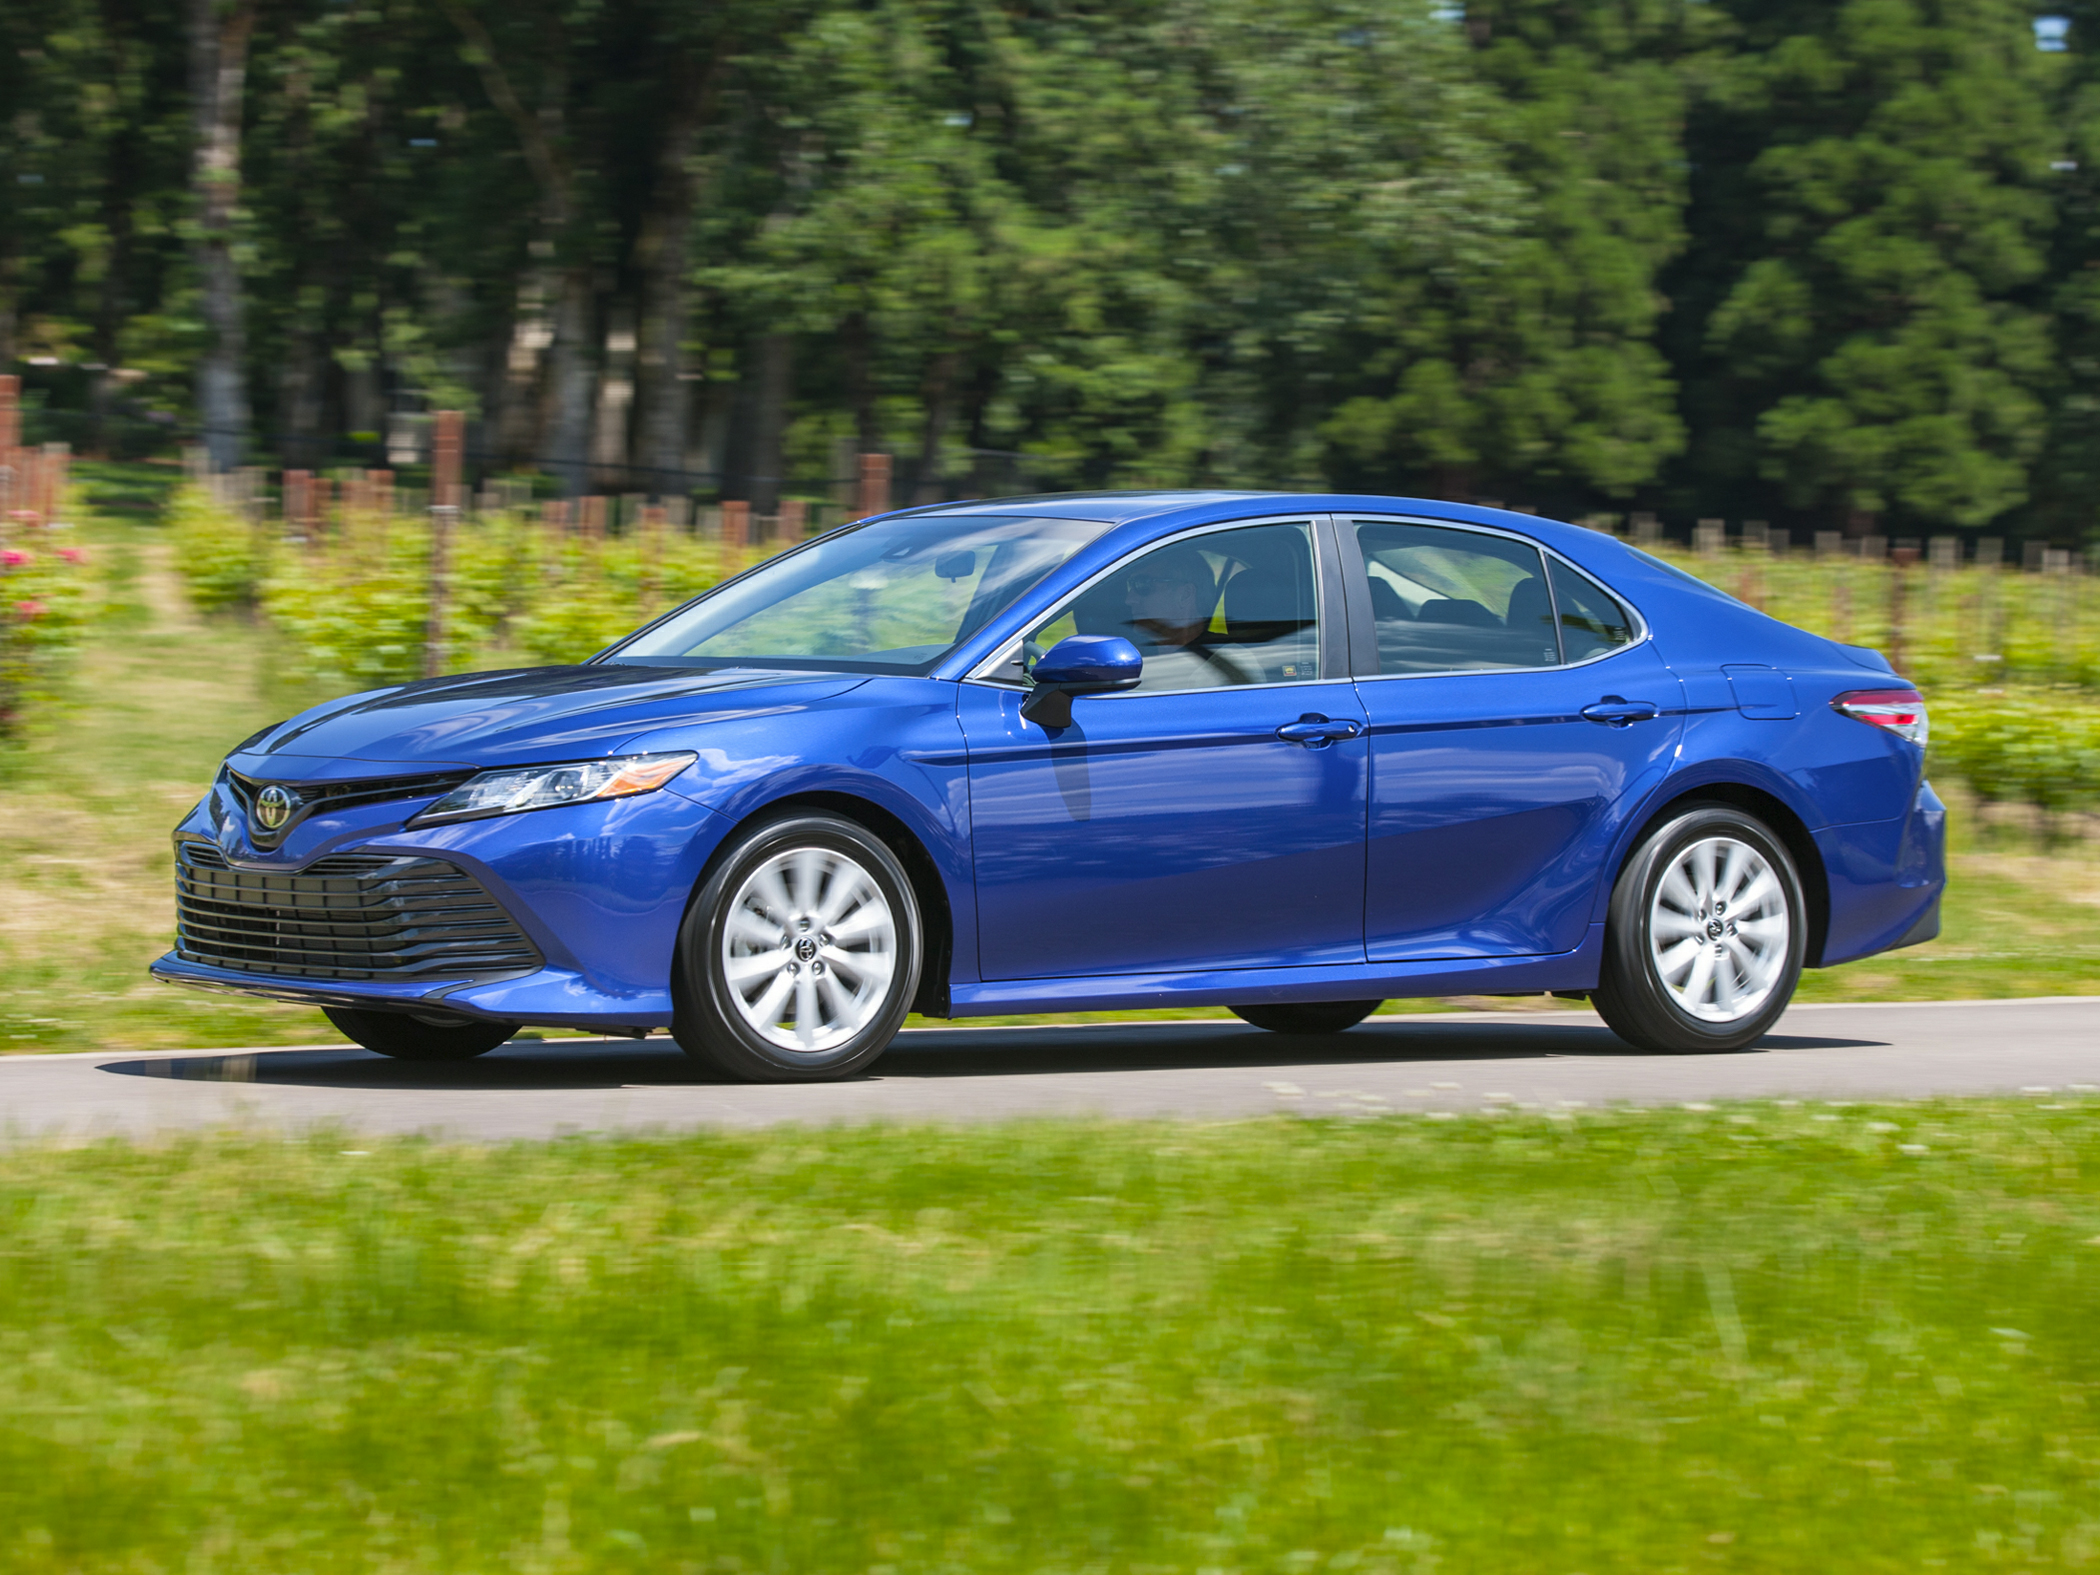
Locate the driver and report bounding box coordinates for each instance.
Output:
[1119,544,1216,651]
[1112,545,1250,689]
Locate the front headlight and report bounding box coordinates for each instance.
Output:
[410,751,697,826]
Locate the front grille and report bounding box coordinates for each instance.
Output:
[174,843,542,982]
[224,768,475,847]
[227,768,474,817]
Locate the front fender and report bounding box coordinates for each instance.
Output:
[640,677,978,987]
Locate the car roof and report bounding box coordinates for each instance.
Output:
[896,490,1273,524]
[898,489,1611,558]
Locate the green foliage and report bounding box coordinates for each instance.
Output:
[1685,0,2061,531]
[16,0,2100,540]
[256,513,740,683]
[1929,688,2100,822]
[0,522,91,738]
[166,483,267,615]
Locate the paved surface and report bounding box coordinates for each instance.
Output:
[0,997,2094,1141]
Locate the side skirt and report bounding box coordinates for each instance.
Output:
[943,926,1604,1018]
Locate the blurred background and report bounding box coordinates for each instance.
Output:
[4,0,2100,543]
[1,0,2098,1059]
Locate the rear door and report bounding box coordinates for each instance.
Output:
[1342,517,1683,961]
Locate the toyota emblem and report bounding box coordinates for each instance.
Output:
[254,784,298,832]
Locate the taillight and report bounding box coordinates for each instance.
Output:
[1832,688,1928,746]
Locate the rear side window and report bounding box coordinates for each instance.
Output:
[1549,558,1636,662]
[1352,521,1559,675]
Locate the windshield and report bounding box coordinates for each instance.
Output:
[601,513,1114,674]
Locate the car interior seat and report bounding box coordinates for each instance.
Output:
[1413,596,1498,627]
[1220,551,1316,647]
[1503,575,1554,636]
[1366,577,1412,622]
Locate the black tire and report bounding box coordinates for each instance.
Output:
[671,812,922,1083]
[1591,804,1807,1054]
[322,1005,516,1060]
[1229,1000,1383,1034]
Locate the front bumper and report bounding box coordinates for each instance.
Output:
[152,784,733,1030]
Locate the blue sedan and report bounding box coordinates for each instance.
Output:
[153,493,1945,1079]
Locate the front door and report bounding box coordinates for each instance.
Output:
[1343,517,1684,961]
[962,519,1368,981]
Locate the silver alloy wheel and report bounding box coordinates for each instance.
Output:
[720,846,897,1053]
[1647,834,1791,1023]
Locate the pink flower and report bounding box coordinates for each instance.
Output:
[56,547,82,564]
[13,600,44,618]
[2,550,30,568]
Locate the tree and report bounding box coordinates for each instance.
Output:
[188,0,259,471]
[1320,0,1703,508]
[1684,0,2058,534]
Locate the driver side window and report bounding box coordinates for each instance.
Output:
[1021,522,1323,694]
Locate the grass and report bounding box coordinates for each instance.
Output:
[4,1102,2100,1571]
[0,517,2094,1055]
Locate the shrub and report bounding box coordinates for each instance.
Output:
[0,522,93,739]
[167,483,266,614]
[262,515,526,688]
[1927,688,2100,827]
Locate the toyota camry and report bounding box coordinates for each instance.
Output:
[153,493,1945,1079]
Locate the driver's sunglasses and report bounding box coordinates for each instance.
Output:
[1126,572,1198,595]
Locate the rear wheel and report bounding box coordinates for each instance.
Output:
[1229,1000,1383,1034]
[1591,805,1806,1054]
[322,1005,516,1060]
[672,812,922,1082]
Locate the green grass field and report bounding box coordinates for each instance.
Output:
[5,1103,2099,1572]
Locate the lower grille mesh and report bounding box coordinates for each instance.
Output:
[174,844,541,982]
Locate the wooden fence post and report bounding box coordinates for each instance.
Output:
[640,504,667,615]
[780,498,808,538]
[1888,545,1918,675]
[857,453,891,520]
[721,499,750,557]
[424,410,463,680]
[283,470,310,545]
[0,375,17,535]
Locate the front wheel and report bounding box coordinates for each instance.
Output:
[672,812,922,1082]
[1591,805,1806,1054]
[322,1006,516,1060]
[1229,1000,1383,1034]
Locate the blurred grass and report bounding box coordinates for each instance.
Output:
[0,519,2092,1055]
[5,1102,2100,1571]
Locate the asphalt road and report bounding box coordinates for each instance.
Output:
[0,996,2094,1141]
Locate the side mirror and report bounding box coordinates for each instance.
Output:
[1020,635,1143,729]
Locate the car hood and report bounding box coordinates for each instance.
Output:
[227,665,870,779]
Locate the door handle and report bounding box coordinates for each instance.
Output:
[1275,713,1364,748]
[1580,696,1661,727]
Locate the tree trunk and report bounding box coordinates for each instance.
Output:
[439,0,592,491]
[912,350,962,504]
[188,0,258,474]
[542,266,596,495]
[635,58,723,497]
[89,181,134,459]
[278,333,325,470]
[589,300,636,488]
[746,331,794,514]
[842,309,880,455]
